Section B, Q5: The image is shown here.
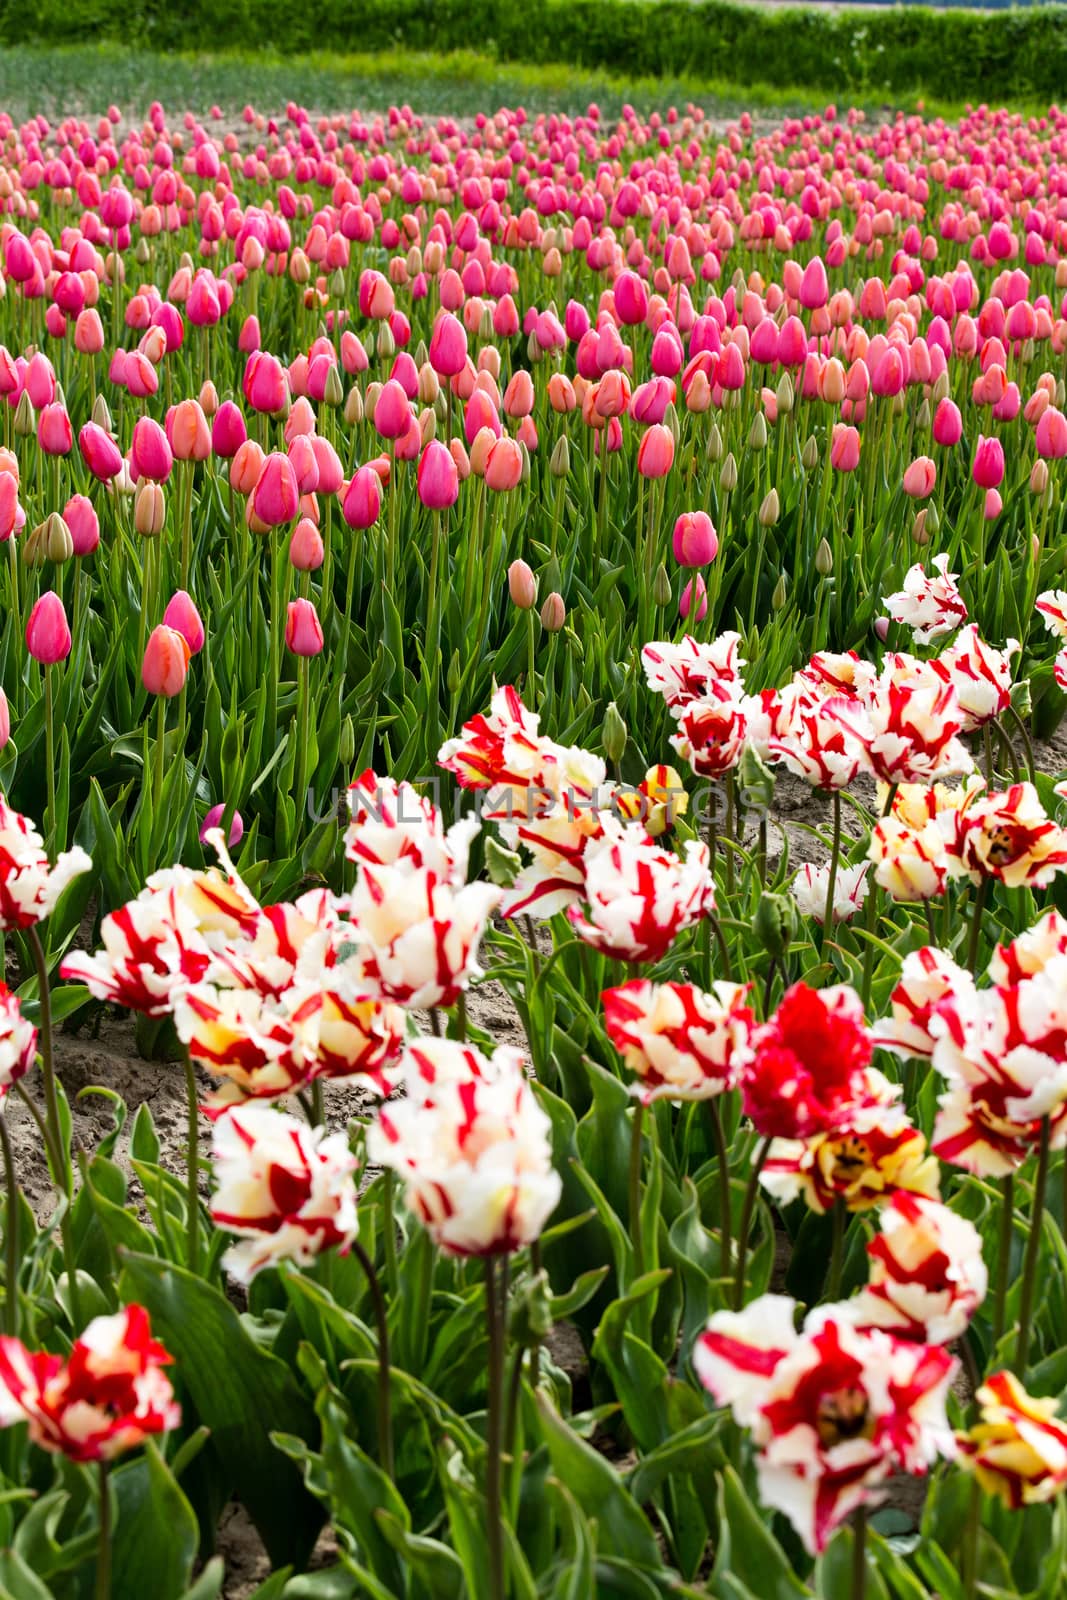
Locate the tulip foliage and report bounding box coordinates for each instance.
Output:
[2,87,1067,1600]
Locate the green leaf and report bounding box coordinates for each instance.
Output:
[118,1252,323,1569]
[0,1548,56,1600]
[711,1466,809,1600]
[535,1392,660,1570]
[111,1440,199,1600]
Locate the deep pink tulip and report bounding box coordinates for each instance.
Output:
[428,312,467,379]
[200,804,243,848]
[341,465,382,529]
[0,688,9,751]
[374,379,412,441]
[78,422,122,482]
[310,436,343,496]
[211,401,247,459]
[130,417,173,483]
[26,593,71,664]
[932,398,963,448]
[830,424,861,473]
[972,435,1005,489]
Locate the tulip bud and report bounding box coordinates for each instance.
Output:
[221,714,241,774]
[754,890,797,960]
[540,592,566,632]
[930,370,951,405]
[720,452,738,492]
[485,835,522,888]
[43,512,73,564]
[344,386,364,426]
[915,398,931,431]
[447,649,462,695]
[775,372,794,416]
[13,392,33,437]
[339,715,356,768]
[135,481,166,536]
[705,423,723,463]
[92,394,113,432]
[322,364,344,408]
[603,702,627,765]
[758,489,780,527]
[911,509,929,546]
[738,744,775,812]
[508,559,537,610]
[21,522,46,566]
[1031,459,1050,497]
[549,436,570,478]
[801,435,819,471]
[653,564,672,607]
[771,573,788,610]
[1010,678,1033,717]
[376,322,395,360]
[748,413,768,451]
[815,538,833,575]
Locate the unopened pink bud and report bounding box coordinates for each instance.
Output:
[285,598,324,656]
[508,560,537,609]
[163,590,205,653]
[679,574,708,622]
[142,624,191,696]
[289,517,325,571]
[200,803,244,848]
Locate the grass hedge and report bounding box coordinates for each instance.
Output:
[3,0,1067,104]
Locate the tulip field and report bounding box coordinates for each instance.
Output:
[4,84,1067,1600]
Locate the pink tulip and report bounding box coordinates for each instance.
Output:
[972,435,1005,489]
[0,688,10,751]
[799,256,829,310]
[37,404,73,456]
[1036,407,1067,460]
[613,270,649,326]
[508,560,537,609]
[200,804,244,848]
[932,398,963,448]
[0,475,19,542]
[679,574,708,622]
[142,625,190,696]
[374,379,412,441]
[252,454,300,527]
[74,309,105,355]
[637,424,675,479]
[289,518,324,571]
[284,598,324,656]
[341,465,382,529]
[168,399,212,463]
[26,593,71,664]
[131,417,173,483]
[78,422,122,482]
[984,488,1003,521]
[902,458,937,499]
[416,441,459,510]
[244,351,288,415]
[211,401,247,459]
[64,495,100,556]
[162,590,205,654]
[428,312,467,379]
[830,423,861,473]
[672,511,718,567]
[484,437,523,492]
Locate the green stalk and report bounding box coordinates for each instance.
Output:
[353,1240,394,1481]
[1016,1116,1050,1373]
[993,1173,1014,1348]
[182,1051,200,1273]
[629,1098,645,1280]
[0,1112,19,1336]
[95,1462,111,1600]
[485,1256,506,1600]
[733,1138,771,1310]
[708,1096,732,1272]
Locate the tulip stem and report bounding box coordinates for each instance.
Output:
[43,664,56,848]
[525,609,537,713]
[381,1168,399,1304]
[966,877,990,978]
[352,1240,394,1481]
[153,694,166,824]
[962,1475,981,1600]
[0,1112,19,1336]
[29,926,81,1329]
[485,1255,507,1600]
[706,911,732,982]
[708,1097,732,1272]
[821,790,842,949]
[1016,1116,1050,1373]
[95,1462,111,1600]
[182,1051,200,1274]
[629,1098,645,1281]
[732,1137,771,1311]
[851,1504,867,1600]
[993,1173,1014,1347]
